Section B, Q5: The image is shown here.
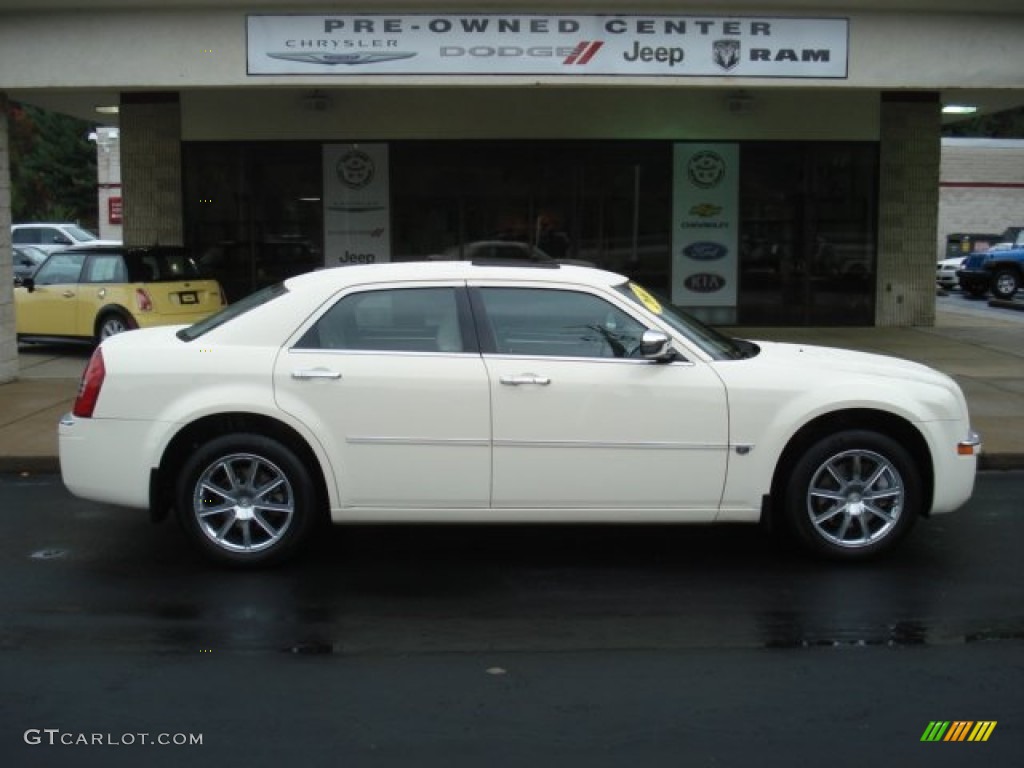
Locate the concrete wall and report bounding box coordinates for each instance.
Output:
[876,93,940,326]
[120,96,183,247]
[938,139,1024,256]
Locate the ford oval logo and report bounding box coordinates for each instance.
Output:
[683,241,728,261]
[684,273,727,293]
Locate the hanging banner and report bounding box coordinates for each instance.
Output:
[248,15,848,78]
[671,144,739,323]
[323,143,391,266]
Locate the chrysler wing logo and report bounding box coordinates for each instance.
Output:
[713,39,741,71]
[267,51,418,66]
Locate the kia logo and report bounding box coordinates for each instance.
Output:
[684,273,726,293]
[683,242,728,261]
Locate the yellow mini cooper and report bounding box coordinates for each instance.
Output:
[15,245,226,345]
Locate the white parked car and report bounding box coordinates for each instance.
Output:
[12,222,120,254]
[59,262,981,566]
[936,255,966,290]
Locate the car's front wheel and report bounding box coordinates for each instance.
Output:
[991,269,1020,300]
[176,433,317,566]
[784,430,920,560]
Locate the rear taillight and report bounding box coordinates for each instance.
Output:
[135,288,153,312]
[73,348,106,418]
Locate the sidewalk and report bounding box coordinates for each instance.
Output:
[1,299,1023,473]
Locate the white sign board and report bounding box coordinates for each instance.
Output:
[671,144,739,323]
[248,15,848,78]
[323,144,391,266]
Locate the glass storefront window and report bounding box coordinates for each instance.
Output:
[183,139,877,325]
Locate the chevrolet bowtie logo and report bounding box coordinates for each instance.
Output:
[267,52,417,66]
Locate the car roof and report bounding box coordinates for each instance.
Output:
[284,261,627,292]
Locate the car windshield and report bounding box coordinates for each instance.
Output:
[177,282,289,341]
[613,281,755,361]
[123,249,204,282]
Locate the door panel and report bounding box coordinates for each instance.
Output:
[475,286,729,512]
[273,285,491,509]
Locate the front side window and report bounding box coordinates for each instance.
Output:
[32,253,86,285]
[478,287,647,358]
[295,287,463,353]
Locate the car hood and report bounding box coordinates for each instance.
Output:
[738,340,958,390]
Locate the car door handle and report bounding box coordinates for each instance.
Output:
[500,374,551,386]
[291,368,342,380]
[62,290,75,298]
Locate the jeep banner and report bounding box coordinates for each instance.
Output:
[671,144,739,323]
[247,15,848,78]
[323,143,391,266]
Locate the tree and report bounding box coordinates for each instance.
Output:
[7,102,98,229]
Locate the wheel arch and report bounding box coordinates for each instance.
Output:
[93,304,137,335]
[767,408,934,526]
[151,412,331,524]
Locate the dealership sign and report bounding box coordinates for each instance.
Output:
[323,144,391,265]
[671,144,739,316]
[247,14,848,78]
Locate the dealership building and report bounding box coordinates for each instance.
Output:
[2,0,1023,382]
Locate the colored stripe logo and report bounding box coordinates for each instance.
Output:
[921,721,997,742]
[564,41,604,66]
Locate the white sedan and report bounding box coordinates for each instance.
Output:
[59,262,981,566]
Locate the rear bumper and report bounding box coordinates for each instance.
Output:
[59,413,159,510]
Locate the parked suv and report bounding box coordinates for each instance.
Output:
[12,222,120,254]
[957,244,1024,299]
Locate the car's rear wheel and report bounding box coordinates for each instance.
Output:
[96,311,134,342]
[991,269,1020,300]
[784,430,920,560]
[176,433,316,566]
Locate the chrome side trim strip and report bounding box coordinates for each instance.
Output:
[493,439,728,451]
[347,436,489,447]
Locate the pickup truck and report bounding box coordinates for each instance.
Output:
[957,243,1024,299]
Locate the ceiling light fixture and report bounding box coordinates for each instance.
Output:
[942,104,978,115]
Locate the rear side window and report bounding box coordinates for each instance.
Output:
[83,254,127,283]
[295,287,464,353]
[124,249,203,282]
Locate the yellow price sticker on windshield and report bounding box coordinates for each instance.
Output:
[629,283,663,315]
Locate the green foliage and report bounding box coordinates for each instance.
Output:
[7,102,98,228]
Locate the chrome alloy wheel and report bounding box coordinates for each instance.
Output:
[192,453,295,553]
[804,449,904,549]
[99,315,130,339]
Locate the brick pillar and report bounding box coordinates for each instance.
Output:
[120,93,183,247]
[0,92,16,383]
[875,92,941,326]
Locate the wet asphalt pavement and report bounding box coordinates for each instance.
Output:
[0,471,1022,767]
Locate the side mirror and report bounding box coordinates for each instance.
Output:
[21,276,36,292]
[640,329,677,362]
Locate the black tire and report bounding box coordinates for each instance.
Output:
[175,433,317,567]
[783,430,920,560]
[991,269,1020,300]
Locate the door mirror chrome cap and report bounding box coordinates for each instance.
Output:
[640,329,676,362]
